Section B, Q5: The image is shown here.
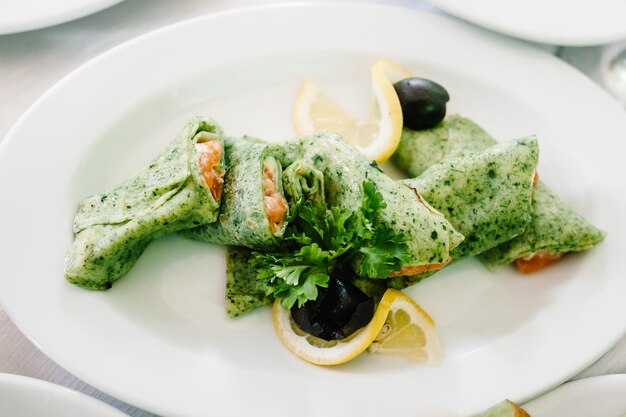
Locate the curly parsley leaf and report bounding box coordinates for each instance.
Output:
[252,180,409,309]
[358,225,411,278]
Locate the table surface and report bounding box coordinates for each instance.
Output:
[1,1,625,416]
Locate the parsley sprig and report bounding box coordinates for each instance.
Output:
[252,181,410,309]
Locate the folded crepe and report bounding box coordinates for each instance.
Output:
[480,181,607,268]
[183,136,290,249]
[221,161,325,318]
[226,137,540,309]
[282,160,326,205]
[273,131,465,277]
[391,115,495,177]
[386,136,538,289]
[65,117,225,290]
[392,115,605,271]
[403,136,538,260]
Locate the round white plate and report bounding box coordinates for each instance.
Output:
[0,0,125,35]
[524,375,626,416]
[0,4,625,417]
[428,0,626,46]
[0,373,128,417]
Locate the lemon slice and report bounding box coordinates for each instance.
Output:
[272,288,441,366]
[292,60,413,163]
[368,289,441,364]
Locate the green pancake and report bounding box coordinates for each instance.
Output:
[183,136,288,250]
[222,161,325,318]
[480,182,606,266]
[225,133,537,312]
[403,136,538,259]
[273,131,465,276]
[386,136,538,289]
[65,117,224,290]
[225,247,273,317]
[282,160,325,205]
[392,114,605,268]
[392,115,495,177]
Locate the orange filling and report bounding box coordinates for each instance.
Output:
[533,171,539,187]
[515,251,563,274]
[387,261,448,277]
[263,165,288,234]
[196,140,224,201]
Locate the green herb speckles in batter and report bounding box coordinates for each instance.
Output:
[183,136,288,249]
[272,131,464,275]
[480,182,606,266]
[386,137,538,289]
[391,114,605,268]
[282,160,325,204]
[65,117,224,290]
[225,247,273,317]
[405,136,538,260]
[391,115,495,177]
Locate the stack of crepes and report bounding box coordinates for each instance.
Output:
[64,115,604,320]
[218,117,604,317]
[390,115,605,279]
[64,118,462,297]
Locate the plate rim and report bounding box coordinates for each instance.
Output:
[523,374,626,414]
[0,373,129,417]
[427,0,626,46]
[0,0,126,36]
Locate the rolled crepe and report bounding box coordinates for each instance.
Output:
[65,117,225,290]
[392,115,605,269]
[386,136,538,289]
[282,160,325,204]
[273,131,465,277]
[403,136,538,260]
[183,136,289,249]
[480,181,606,267]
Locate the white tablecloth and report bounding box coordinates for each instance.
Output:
[1,1,624,416]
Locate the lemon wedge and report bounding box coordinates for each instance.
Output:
[272,288,441,366]
[368,289,441,364]
[292,60,413,163]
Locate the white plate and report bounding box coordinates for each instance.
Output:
[428,0,626,46]
[0,373,128,417]
[0,0,125,35]
[0,4,625,417]
[524,375,626,416]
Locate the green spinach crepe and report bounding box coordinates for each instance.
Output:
[282,160,325,205]
[65,117,225,290]
[273,131,465,277]
[225,247,272,317]
[183,136,290,249]
[480,181,607,267]
[392,115,605,271]
[402,136,538,260]
[221,160,325,317]
[224,136,539,313]
[386,136,538,290]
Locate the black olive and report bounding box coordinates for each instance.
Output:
[393,77,449,130]
[290,276,375,341]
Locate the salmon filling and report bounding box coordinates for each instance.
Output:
[516,251,563,273]
[387,261,448,277]
[263,164,288,234]
[196,140,224,201]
